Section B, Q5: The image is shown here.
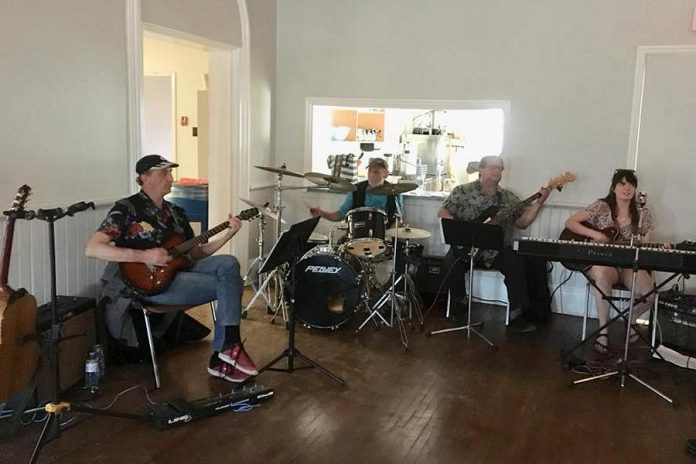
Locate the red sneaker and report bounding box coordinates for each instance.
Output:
[218,343,259,376]
[207,362,250,383]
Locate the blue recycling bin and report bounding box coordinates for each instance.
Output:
[167,184,209,232]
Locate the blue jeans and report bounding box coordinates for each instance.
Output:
[140,255,243,351]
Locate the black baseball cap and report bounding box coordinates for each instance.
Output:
[136,155,179,175]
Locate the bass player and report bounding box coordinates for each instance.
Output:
[437,155,553,332]
[85,155,258,383]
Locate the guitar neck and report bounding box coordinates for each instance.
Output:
[0,219,16,292]
[171,221,229,256]
[490,191,541,224]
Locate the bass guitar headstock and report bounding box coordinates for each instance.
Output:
[547,172,576,192]
[238,207,260,221]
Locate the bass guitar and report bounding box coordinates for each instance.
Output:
[120,207,259,295]
[0,185,39,402]
[475,172,576,224]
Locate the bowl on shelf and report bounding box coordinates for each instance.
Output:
[331,125,351,141]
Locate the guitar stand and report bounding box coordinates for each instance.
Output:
[27,204,146,464]
[570,246,674,406]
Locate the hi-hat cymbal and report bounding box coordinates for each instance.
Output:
[239,197,286,223]
[304,172,357,192]
[367,183,418,196]
[385,227,431,240]
[255,165,305,178]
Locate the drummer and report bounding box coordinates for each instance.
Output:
[309,157,403,226]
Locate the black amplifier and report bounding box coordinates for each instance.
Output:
[148,384,275,430]
[36,296,97,399]
[415,255,448,295]
[656,291,696,355]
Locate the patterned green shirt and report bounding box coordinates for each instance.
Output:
[441,180,521,264]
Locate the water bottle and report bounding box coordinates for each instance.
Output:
[93,344,105,380]
[85,352,99,393]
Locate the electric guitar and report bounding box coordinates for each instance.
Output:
[0,185,39,402]
[120,207,259,296]
[475,172,576,224]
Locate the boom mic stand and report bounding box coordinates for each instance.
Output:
[28,202,145,464]
[573,193,673,405]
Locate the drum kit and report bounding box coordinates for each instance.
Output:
[241,164,432,348]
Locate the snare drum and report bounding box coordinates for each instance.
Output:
[345,207,387,258]
[291,247,363,329]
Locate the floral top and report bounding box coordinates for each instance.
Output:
[584,200,653,240]
[97,190,194,250]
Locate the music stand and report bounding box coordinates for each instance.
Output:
[257,217,345,385]
[429,219,503,348]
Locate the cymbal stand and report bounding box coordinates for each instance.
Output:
[246,165,294,323]
[356,205,410,349]
[242,212,275,317]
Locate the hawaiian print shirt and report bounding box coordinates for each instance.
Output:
[97,190,194,250]
[441,179,522,265]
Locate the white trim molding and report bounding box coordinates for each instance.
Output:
[125,0,143,194]
[627,45,696,169]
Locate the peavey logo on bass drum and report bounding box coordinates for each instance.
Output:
[305,265,341,274]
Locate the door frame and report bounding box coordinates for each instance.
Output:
[125,0,251,266]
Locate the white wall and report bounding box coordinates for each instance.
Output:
[276,0,696,207]
[248,0,277,188]
[142,0,241,47]
[0,0,129,207]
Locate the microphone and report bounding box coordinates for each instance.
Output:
[636,191,647,241]
[637,191,647,208]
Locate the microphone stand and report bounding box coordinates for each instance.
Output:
[574,192,673,405]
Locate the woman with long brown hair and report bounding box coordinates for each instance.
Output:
[565,169,655,354]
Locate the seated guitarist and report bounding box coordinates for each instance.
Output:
[85,154,257,383]
[437,155,552,332]
[564,169,655,354]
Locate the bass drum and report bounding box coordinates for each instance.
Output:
[291,248,362,329]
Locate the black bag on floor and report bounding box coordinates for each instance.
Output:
[108,304,211,365]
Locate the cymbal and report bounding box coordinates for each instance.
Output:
[254,165,305,178]
[366,183,418,196]
[385,227,431,240]
[238,197,286,223]
[304,172,356,192]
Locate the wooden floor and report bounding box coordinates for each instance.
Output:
[2,291,696,463]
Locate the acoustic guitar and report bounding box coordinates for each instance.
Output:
[0,185,39,402]
[120,207,259,295]
[475,172,576,225]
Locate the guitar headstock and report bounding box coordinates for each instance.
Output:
[548,172,576,192]
[238,207,260,221]
[3,185,32,219]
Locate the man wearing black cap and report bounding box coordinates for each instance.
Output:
[86,154,257,383]
[309,157,403,227]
